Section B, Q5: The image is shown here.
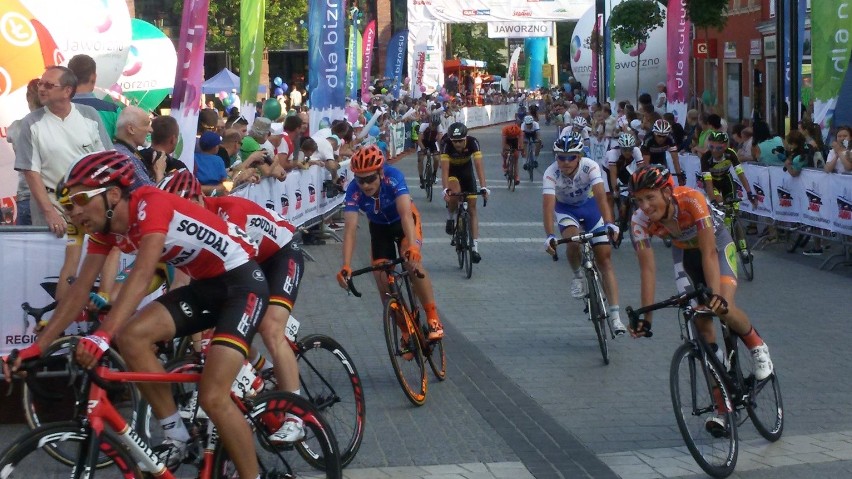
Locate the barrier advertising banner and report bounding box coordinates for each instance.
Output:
[769,167,806,223]
[308,0,346,132]
[828,173,852,235]
[739,165,774,219]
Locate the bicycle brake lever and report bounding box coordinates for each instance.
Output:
[346,278,362,298]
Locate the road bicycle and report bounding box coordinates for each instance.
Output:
[447,190,487,279]
[523,138,539,182]
[1,346,342,478]
[345,257,445,407]
[503,146,519,192]
[625,287,783,478]
[161,315,366,469]
[423,150,439,202]
[717,199,754,281]
[612,184,634,246]
[550,230,616,365]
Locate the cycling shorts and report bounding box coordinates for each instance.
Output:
[672,228,738,297]
[368,204,423,261]
[709,174,737,201]
[156,261,268,358]
[447,163,478,195]
[259,241,304,312]
[555,198,608,246]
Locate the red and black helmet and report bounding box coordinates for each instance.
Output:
[350,145,385,174]
[63,150,134,190]
[628,165,674,194]
[157,168,202,199]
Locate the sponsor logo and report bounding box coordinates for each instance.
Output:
[308,184,316,203]
[265,199,275,210]
[5,334,37,344]
[513,9,532,16]
[295,191,302,209]
[281,195,289,215]
[248,215,279,241]
[252,269,265,282]
[462,9,491,16]
[176,219,230,256]
[837,196,852,220]
[697,43,708,55]
[805,188,823,212]
[179,301,193,318]
[237,293,262,335]
[137,200,147,221]
[776,185,793,208]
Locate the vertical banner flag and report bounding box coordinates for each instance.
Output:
[361,20,376,99]
[812,2,852,129]
[605,13,616,102]
[524,37,547,90]
[308,0,346,132]
[796,0,805,112]
[346,8,360,99]
[666,0,690,125]
[170,0,211,171]
[240,0,265,114]
[385,30,407,98]
[356,30,363,96]
[589,15,600,100]
[507,47,522,88]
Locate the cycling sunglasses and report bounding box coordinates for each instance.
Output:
[354,173,380,185]
[556,153,580,162]
[61,187,111,211]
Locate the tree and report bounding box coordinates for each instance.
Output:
[685,0,728,40]
[173,0,308,72]
[449,24,507,75]
[608,0,665,104]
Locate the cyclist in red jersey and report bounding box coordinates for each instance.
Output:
[4,152,269,478]
[158,168,307,442]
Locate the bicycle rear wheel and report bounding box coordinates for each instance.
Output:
[0,421,144,478]
[507,156,516,192]
[22,336,140,468]
[527,143,535,182]
[670,343,737,478]
[214,391,342,478]
[731,217,754,281]
[383,298,427,406]
[586,272,609,365]
[416,316,446,381]
[296,334,366,467]
[734,338,783,441]
[425,155,434,202]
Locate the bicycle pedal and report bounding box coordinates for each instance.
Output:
[450,239,456,246]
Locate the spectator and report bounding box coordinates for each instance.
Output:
[784,130,811,177]
[664,112,685,150]
[197,108,219,135]
[290,85,303,108]
[732,124,754,162]
[655,82,667,111]
[249,117,273,155]
[112,106,155,188]
[67,54,120,137]
[268,122,285,156]
[694,113,722,155]
[825,126,852,174]
[218,128,242,169]
[7,79,42,225]
[140,115,187,182]
[682,109,700,152]
[195,131,229,194]
[751,121,786,166]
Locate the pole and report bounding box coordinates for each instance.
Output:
[774,0,785,137]
[789,0,799,130]
[596,0,605,105]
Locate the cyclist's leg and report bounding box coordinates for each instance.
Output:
[501,146,509,173]
[675,247,717,343]
[368,222,398,300]
[583,208,622,320]
[512,150,520,181]
[401,206,442,335]
[417,149,425,186]
[555,206,584,296]
[445,174,462,233]
[459,170,481,256]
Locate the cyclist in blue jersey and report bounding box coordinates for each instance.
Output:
[337,145,444,340]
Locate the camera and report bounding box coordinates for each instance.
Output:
[262,152,274,165]
[843,139,850,150]
[323,177,344,198]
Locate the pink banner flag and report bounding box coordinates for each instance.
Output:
[588,14,601,100]
[361,20,376,99]
[666,0,690,124]
[170,0,211,170]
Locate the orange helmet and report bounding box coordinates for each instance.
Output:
[505,124,521,137]
[350,145,385,173]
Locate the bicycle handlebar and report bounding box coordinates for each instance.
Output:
[345,257,425,298]
[446,190,488,207]
[624,286,712,332]
[550,230,610,261]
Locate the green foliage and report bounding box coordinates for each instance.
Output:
[173,0,308,72]
[449,24,507,74]
[685,0,728,33]
[608,0,665,48]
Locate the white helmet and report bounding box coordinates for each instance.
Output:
[617,133,636,148]
[523,115,534,125]
[572,116,588,128]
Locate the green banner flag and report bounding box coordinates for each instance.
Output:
[812,2,852,126]
[240,0,266,107]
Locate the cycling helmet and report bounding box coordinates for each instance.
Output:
[429,113,442,126]
[506,124,521,137]
[628,165,674,193]
[158,168,202,199]
[448,122,467,140]
[63,150,134,190]
[523,115,534,125]
[651,119,672,135]
[708,131,730,144]
[572,116,589,128]
[553,134,584,154]
[617,132,636,148]
[350,144,385,173]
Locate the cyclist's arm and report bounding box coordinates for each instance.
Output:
[55,243,83,302]
[341,210,360,268]
[472,152,486,190]
[642,153,651,165]
[440,155,450,190]
[608,164,618,196]
[701,173,716,200]
[36,251,107,352]
[98,247,121,303]
[670,150,683,177]
[98,233,165,338]
[636,244,656,324]
[591,183,614,224]
[542,193,556,237]
[734,165,753,196]
[697,226,722,295]
[395,195,420,254]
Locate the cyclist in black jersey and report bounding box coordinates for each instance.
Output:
[641,119,685,185]
[441,122,488,263]
[700,131,758,207]
[417,114,444,188]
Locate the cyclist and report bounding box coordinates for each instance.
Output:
[4,151,268,478]
[441,122,488,263]
[607,132,644,222]
[543,134,626,335]
[515,103,527,125]
[627,165,774,433]
[501,123,523,185]
[521,115,543,170]
[641,119,685,185]
[336,145,445,343]
[560,116,591,148]
[417,114,445,189]
[700,131,758,207]
[157,168,307,443]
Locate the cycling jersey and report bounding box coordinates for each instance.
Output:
[606,147,642,187]
[502,125,521,149]
[418,124,444,152]
[641,135,677,166]
[542,158,604,207]
[700,148,741,180]
[87,186,256,280]
[631,186,724,250]
[344,165,410,224]
[522,122,540,139]
[204,195,296,264]
[440,136,482,167]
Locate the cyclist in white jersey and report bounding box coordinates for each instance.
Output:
[521,115,542,167]
[542,133,626,335]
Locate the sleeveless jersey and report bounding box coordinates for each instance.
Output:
[542,158,603,206]
[204,196,296,264]
[344,165,411,224]
[87,186,255,279]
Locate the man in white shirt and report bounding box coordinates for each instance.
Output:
[289,86,303,108]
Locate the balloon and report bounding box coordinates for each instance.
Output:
[369,125,380,137]
[362,92,371,103]
[222,97,233,107]
[228,93,237,105]
[218,90,227,100]
[262,98,282,120]
[274,87,284,96]
[345,106,359,123]
[281,83,289,93]
[419,85,426,92]
[273,76,283,87]
[381,88,387,94]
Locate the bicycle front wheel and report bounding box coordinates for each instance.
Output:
[0,421,144,478]
[455,214,468,271]
[527,144,535,182]
[383,298,427,406]
[214,391,342,478]
[735,339,783,441]
[731,217,754,281]
[507,157,516,191]
[296,334,366,468]
[586,271,609,365]
[670,343,738,478]
[425,155,434,202]
[463,213,474,279]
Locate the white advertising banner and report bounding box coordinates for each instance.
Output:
[739,164,774,219]
[409,23,445,98]
[487,22,554,39]
[828,173,852,236]
[768,167,806,223]
[798,169,834,230]
[409,0,593,24]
